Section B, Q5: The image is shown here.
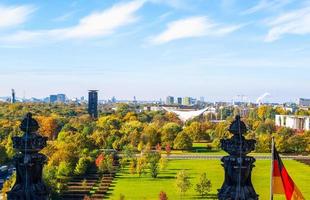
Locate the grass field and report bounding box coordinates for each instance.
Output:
[107,159,310,200]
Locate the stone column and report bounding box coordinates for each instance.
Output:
[7,113,49,200]
[218,115,259,200]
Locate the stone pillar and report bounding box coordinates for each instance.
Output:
[7,113,49,200]
[218,115,259,200]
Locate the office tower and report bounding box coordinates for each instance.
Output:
[166,96,174,105]
[57,94,66,103]
[88,90,98,118]
[49,95,57,103]
[11,89,16,103]
[182,97,191,106]
[177,97,182,105]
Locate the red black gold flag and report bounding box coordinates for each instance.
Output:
[272,146,304,200]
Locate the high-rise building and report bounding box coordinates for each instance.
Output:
[11,89,16,103]
[57,94,66,103]
[177,97,182,105]
[88,90,98,118]
[182,97,191,106]
[166,96,174,105]
[49,95,57,103]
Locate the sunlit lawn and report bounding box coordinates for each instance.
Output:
[107,159,310,200]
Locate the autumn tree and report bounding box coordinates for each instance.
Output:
[37,116,60,139]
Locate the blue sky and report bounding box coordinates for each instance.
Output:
[0,0,309,102]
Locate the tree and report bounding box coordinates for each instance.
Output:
[159,191,168,200]
[142,124,161,147]
[173,132,192,150]
[129,158,137,175]
[98,154,114,174]
[161,122,182,146]
[74,157,91,175]
[37,116,60,139]
[57,161,73,177]
[184,122,204,141]
[0,145,8,164]
[287,135,308,153]
[195,173,212,197]
[146,151,161,178]
[136,156,147,177]
[176,170,192,196]
[1,172,16,199]
[255,134,271,153]
[159,157,168,170]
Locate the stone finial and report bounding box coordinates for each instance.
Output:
[20,112,39,133]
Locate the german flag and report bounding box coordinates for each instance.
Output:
[272,146,304,200]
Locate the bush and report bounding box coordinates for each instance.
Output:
[159,191,168,200]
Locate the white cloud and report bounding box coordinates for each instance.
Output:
[242,0,293,15]
[265,6,310,42]
[150,16,241,44]
[2,0,145,43]
[0,5,35,29]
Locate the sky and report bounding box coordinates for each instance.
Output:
[0,0,310,102]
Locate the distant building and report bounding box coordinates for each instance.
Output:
[57,94,66,103]
[49,95,57,103]
[166,96,174,105]
[88,90,98,118]
[11,89,16,103]
[275,114,310,131]
[182,97,191,106]
[298,98,310,107]
[177,97,182,105]
[144,106,163,111]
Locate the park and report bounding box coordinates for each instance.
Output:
[107,158,310,200]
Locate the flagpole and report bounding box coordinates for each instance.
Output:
[270,136,274,200]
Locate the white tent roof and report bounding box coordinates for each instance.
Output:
[163,107,209,122]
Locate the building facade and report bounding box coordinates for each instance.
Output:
[275,114,310,131]
[166,96,174,105]
[177,97,182,105]
[57,94,66,103]
[298,98,310,107]
[88,90,98,118]
[182,97,191,106]
[49,95,57,103]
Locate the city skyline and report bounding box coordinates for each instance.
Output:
[0,0,310,102]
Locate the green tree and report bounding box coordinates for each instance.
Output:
[184,122,204,141]
[176,170,192,196]
[146,151,161,178]
[173,132,192,150]
[74,157,91,175]
[161,122,182,146]
[0,145,8,164]
[195,172,212,197]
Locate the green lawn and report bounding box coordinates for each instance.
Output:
[107,159,310,200]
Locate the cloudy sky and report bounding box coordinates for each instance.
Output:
[0,0,309,102]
